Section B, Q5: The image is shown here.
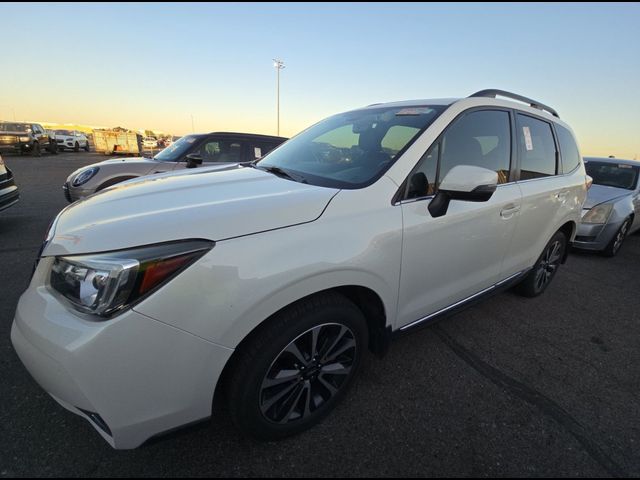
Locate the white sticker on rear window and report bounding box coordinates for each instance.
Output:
[619,164,632,169]
[523,126,533,151]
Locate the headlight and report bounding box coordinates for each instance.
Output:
[19,136,30,142]
[49,240,214,318]
[582,203,613,224]
[72,167,100,186]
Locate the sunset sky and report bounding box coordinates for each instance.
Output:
[1,2,639,158]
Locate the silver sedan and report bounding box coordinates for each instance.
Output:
[574,157,640,256]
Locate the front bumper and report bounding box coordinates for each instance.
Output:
[62,182,93,203]
[0,170,19,211]
[0,142,30,154]
[11,268,234,449]
[573,220,624,251]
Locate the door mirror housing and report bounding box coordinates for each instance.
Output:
[428,165,498,218]
[185,153,203,168]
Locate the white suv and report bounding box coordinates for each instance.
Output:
[12,90,587,449]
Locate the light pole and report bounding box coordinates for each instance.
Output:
[273,59,285,136]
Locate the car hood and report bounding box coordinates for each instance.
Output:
[67,157,163,181]
[583,184,631,209]
[45,165,339,256]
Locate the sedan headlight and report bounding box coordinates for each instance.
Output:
[19,136,30,142]
[582,203,614,224]
[72,167,100,186]
[49,240,213,318]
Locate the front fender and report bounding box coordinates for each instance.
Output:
[133,198,403,348]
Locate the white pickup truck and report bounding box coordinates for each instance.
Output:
[54,130,90,152]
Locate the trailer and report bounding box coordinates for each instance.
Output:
[92,130,141,155]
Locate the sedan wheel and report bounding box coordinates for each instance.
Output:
[603,218,631,257]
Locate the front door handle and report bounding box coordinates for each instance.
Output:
[500,204,520,218]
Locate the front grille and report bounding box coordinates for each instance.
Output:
[77,408,112,436]
[56,139,64,143]
[0,135,18,145]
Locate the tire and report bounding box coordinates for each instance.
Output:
[226,291,368,440]
[602,217,631,257]
[74,142,79,152]
[31,142,41,157]
[48,142,58,155]
[84,142,90,152]
[515,230,567,298]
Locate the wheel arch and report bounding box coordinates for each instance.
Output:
[558,220,576,263]
[96,175,139,191]
[212,284,391,411]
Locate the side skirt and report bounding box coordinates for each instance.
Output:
[391,268,531,340]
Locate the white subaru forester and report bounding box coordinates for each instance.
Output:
[12,90,588,449]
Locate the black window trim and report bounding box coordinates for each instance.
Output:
[393,106,517,205]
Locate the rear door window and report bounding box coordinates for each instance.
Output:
[516,114,558,179]
[200,139,245,163]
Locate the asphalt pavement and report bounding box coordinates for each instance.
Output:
[1,152,639,477]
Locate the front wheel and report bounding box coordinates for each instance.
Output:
[515,231,567,298]
[31,142,41,157]
[602,217,631,257]
[74,142,79,152]
[84,142,90,152]
[226,292,367,440]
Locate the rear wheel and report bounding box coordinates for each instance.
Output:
[515,231,566,298]
[226,292,367,440]
[602,217,631,257]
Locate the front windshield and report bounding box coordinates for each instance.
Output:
[257,105,446,188]
[56,129,72,135]
[585,161,639,190]
[154,135,199,162]
[0,123,30,133]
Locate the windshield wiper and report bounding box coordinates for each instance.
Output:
[256,165,307,183]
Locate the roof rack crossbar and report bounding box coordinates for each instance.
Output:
[469,89,559,118]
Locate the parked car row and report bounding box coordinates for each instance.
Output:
[8,90,639,451]
[0,122,58,156]
[53,130,90,152]
[63,132,287,201]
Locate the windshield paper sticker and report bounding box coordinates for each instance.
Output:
[254,147,262,158]
[523,126,533,151]
[396,107,432,116]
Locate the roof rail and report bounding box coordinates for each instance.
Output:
[469,89,559,118]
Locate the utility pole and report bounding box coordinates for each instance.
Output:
[273,59,285,136]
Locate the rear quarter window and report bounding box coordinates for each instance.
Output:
[556,125,582,173]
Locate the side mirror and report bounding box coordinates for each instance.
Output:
[428,165,498,218]
[185,153,203,168]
